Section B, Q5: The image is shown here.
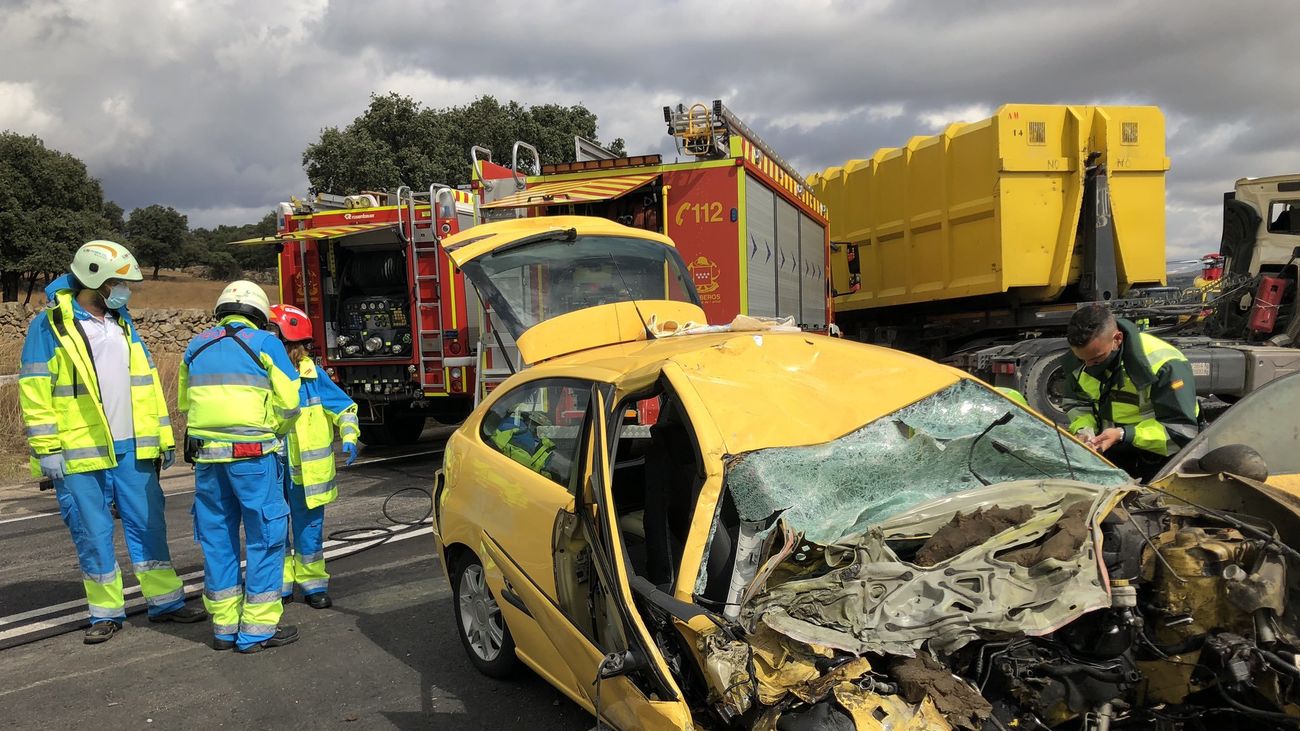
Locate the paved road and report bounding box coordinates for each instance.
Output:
[0,434,591,730]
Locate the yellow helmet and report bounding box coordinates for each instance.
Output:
[215,280,272,326]
[70,240,143,289]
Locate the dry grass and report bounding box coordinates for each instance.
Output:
[128,270,278,310]
[0,382,27,483]
[0,353,188,485]
[0,340,21,377]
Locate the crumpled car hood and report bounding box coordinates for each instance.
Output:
[744,480,1129,657]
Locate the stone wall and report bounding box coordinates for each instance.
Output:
[0,302,215,357]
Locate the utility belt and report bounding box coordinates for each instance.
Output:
[183,434,279,464]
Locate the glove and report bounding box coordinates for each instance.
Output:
[39,453,66,482]
[160,450,175,470]
[342,442,358,467]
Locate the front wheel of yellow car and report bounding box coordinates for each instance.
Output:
[454,556,519,678]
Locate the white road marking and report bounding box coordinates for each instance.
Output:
[0,523,431,641]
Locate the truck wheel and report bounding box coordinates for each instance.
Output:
[1023,350,1072,425]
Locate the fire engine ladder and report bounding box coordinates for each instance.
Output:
[474,306,521,406]
[665,99,811,190]
[397,184,457,392]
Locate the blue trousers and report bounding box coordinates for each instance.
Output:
[54,448,185,622]
[194,454,289,649]
[281,457,328,597]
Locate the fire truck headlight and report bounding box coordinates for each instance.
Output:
[450,367,463,381]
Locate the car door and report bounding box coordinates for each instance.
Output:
[476,384,692,729]
[465,376,595,699]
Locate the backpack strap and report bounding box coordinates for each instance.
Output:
[188,324,264,371]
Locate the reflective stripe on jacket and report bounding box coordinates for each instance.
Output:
[287,358,358,509]
[178,315,301,463]
[19,278,174,477]
[1063,319,1200,457]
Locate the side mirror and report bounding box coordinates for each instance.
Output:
[1192,444,1269,482]
[597,648,648,680]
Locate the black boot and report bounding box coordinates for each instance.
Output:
[305,593,332,609]
[84,620,120,645]
[237,625,300,654]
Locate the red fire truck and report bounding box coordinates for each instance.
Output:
[269,187,480,445]
[471,100,830,329]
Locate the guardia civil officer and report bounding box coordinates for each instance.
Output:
[179,281,301,652]
[19,240,205,644]
[1063,304,1200,481]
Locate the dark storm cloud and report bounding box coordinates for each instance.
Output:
[1,0,1297,258]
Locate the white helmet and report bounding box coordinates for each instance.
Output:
[215,280,272,326]
[70,240,144,289]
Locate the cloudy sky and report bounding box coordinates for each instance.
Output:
[3,0,1298,262]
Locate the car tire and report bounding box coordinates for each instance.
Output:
[452,555,519,679]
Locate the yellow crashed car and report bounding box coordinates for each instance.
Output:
[432,217,1300,730]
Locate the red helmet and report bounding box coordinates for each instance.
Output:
[270,304,312,342]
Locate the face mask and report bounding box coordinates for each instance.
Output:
[102,283,131,309]
[1085,342,1122,377]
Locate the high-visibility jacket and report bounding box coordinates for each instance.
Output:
[19,275,174,477]
[489,416,563,479]
[178,315,300,462]
[287,357,358,509]
[1064,318,1200,457]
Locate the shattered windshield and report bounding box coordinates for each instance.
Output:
[725,379,1131,544]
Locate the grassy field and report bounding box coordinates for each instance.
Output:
[127,270,278,310]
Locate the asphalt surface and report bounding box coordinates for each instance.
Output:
[0,430,591,730]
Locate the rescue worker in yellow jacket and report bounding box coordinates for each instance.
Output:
[1063,304,1200,481]
[268,304,359,609]
[179,281,301,653]
[19,241,205,643]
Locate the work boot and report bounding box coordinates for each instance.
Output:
[305,593,332,610]
[213,637,236,651]
[84,621,120,645]
[148,604,207,624]
[237,625,300,654]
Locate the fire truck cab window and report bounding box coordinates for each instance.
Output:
[1269,201,1300,235]
[460,235,700,340]
[479,379,591,491]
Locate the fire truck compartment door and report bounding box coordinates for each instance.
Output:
[477,173,658,209]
